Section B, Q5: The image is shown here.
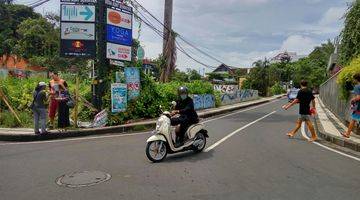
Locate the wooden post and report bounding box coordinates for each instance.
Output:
[0,88,22,124]
[74,75,80,128]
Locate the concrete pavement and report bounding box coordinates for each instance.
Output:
[0,98,359,200]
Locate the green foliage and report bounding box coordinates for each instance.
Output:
[337,56,360,99]
[339,0,360,64]
[243,66,267,96]
[0,4,40,58]
[14,18,59,59]
[171,69,202,82]
[270,82,286,95]
[0,76,92,127]
[0,111,32,128]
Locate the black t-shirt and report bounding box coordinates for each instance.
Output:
[296,88,315,115]
[175,97,198,122]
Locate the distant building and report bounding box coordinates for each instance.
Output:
[270,52,305,63]
[0,55,47,78]
[209,64,251,84]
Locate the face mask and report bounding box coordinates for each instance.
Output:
[180,95,187,100]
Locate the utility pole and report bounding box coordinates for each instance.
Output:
[160,0,174,83]
[94,0,108,110]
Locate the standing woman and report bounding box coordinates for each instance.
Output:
[57,82,71,131]
[32,82,49,135]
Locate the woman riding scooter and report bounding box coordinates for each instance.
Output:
[171,86,199,146]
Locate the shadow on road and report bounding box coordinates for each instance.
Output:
[164,150,214,163]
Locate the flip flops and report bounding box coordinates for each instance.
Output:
[340,132,350,138]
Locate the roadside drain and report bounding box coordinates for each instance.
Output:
[56,171,111,188]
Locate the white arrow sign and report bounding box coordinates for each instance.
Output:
[61,4,95,22]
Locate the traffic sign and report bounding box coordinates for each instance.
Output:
[106,25,132,46]
[61,22,95,40]
[61,4,95,22]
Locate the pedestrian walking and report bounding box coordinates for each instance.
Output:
[48,72,65,129]
[57,82,71,131]
[31,82,49,135]
[341,73,360,138]
[282,80,318,142]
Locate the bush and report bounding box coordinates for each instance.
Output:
[337,56,360,99]
[0,111,33,128]
[270,82,286,95]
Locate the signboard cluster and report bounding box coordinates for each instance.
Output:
[60,0,96,58]
[106,0,133,62]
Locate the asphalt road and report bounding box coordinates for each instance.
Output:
[1,98,360,200]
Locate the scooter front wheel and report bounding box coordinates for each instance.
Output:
[193,133,207,153]
[146,141,167,162]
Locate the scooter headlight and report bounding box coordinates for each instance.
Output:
[155,119,164,132]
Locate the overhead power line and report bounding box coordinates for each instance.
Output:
[131,0,225,65]
[132,7,216,69]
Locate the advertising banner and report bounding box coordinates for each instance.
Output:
[92,109,108,128]
[106,25,132,46]
[61,22,95,40]
[60,40,96,58]
[106,43,132,61]
[61,4,95,22]
[125,67,140,100]
[111,83,127,113]
[107,8,132,29]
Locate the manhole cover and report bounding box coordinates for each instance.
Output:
[56,171,111,188]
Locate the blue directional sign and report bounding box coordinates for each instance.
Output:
[61,4,95,22]
[106,25,132,46]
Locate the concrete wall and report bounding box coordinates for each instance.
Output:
[192,94,216,110]
[319,72,353,124]
[220,89,259,105]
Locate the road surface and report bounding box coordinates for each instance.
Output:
[1,98,359,200]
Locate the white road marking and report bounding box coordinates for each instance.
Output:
[0,99,281,146]
[204,111,277,152]
[301,123,360,162]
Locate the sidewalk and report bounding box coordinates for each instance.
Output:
[0,95,284,142]
[315,97,360,152]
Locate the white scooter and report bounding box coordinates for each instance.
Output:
[145,102,209,162]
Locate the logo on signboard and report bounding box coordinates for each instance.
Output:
[61,23,95,40]
[61,40,96,58]
[106,8,132,29]
[61,5,95,22]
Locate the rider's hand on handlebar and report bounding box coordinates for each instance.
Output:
[171,110,179,116]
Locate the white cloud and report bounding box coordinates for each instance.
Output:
[319,7,346,25]
[280,35,317,55]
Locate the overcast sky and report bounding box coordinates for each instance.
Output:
[16,0,349,72]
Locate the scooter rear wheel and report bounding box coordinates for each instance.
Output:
[146,141,167,162]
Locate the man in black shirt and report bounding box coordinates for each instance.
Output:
[282,80,318,141]
[171,86,199,145]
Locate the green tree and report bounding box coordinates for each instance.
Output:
[0,3,40,66]
[187,69,202,81]
[339,0,360,64]
[14,18,59,59]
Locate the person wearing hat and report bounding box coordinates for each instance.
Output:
[171,86,199,145]
[32,82,49,135]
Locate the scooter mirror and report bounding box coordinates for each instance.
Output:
[171,101,177,106]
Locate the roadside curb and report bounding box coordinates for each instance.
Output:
[0,95,284,142]
[315,97,360,152]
